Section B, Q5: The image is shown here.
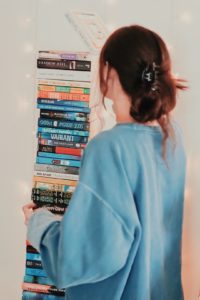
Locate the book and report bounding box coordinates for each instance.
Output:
[26,252,41,261]
[37,103,90,113]
[36,156,81,168]
[33,176,77,187]
[38,84,90,94]
[22,291,65,300]
[32,196,71,207]
[33,170,79,181]
[38,118,89,131]
[38,144,83,156]
[26,260,43,269]
[37,78,91,88]
[34,163,80,174]
[38,50,91,61]
[26,245,39,254]
[37,126,89,136]
[37,98,89,107]
[40,109,90,122]
[23,274,54,286]
[32,188,73,199]
[34,205,66,215]
[37,58,91,72]
[22,282,65,296]
[37,68,91,82]
[38,138,87,148]
[32,181,76,192]
[25,267,47,277]
[37,151,81,161]
[38,91,90,101]
[37,133,88,143]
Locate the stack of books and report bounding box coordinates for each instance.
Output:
[22,50,92,299]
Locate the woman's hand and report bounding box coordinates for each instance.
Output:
[22,202,41,226]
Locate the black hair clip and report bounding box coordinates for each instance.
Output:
[141,61,159,92]
[141,62,157,83]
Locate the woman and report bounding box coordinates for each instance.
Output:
[23,25,187,300]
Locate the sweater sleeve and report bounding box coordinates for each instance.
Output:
[27,132,141,289]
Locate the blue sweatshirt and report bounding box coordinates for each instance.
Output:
[27,120,186,300]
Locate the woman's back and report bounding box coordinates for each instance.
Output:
[63,120,186,300]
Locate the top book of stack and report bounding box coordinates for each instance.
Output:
[37,51,92,82]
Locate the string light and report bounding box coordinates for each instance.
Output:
[23,42,34,53]
[179,11,193,24]
[25,73,31,79]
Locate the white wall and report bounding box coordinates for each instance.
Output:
[0,0,199,299]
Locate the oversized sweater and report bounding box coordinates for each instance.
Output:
[27,120,186,300]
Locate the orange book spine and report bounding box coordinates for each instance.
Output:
[38,91,89,101]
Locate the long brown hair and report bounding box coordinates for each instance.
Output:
[99,25,188,160]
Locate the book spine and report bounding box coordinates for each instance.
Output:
[32,196,71,207]
[38,144,83,156]
[22,282,65,296]
[34,163,80,174]
[38,117,90,131]
[26,260,42,269]
[33,205,66,215]
[37,78,91,88]
[40,109,89,121]
[23,275,54,286]
[25,268,47,277]
[32,188,72,199]
[37,98,89,107]
[36,156,81,168]
[33,170,79,181]
[37,151,81,161]
[37,126,89,136]
[26,245,39,254]
[37,68,91,82]
[38,50,91,61]
[38,91,90,101]
[37,103,90,113]
[33,175,77,186]
[38,138,87,148]
[33,181,75,192]
[26,253,41,261]
[38,133,88,143]
[38,84,90,94]
[37,58,91,71]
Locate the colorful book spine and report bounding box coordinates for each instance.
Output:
[40,109,89,121]
[37,103,90,113]
[38,138,87,148]
[38,50,91,60]
[36,156,81,168]
[37,133,88,143]
[34,163,80,174]
[37,98,89,107]
[37,126,89,136]
[33,170,79,181]
[38,84,90,94]
[37,151,81,161]
[38,90,90,101]
[37,78,91,88]
[37,68,91,82]
[38,144,83,156]
[37,58,91,71]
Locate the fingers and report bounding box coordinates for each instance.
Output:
[22,202,37,212]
